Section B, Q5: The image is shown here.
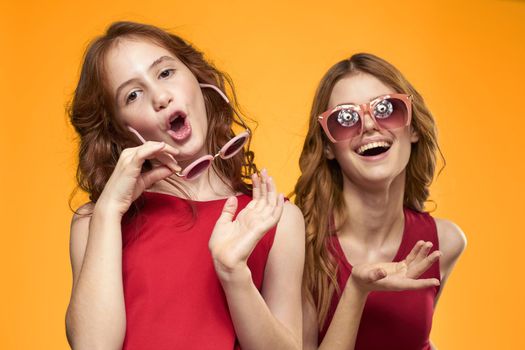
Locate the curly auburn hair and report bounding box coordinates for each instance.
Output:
[68,21,257,211]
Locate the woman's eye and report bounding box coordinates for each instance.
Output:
[159,69,174,79]
[126,90,141,104]
[337,109,360,127]
[374,99,394,119]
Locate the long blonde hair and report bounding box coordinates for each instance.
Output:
[293,53,443,327]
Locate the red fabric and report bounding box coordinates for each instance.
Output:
[121,192,276,350]
[319,207,441,350]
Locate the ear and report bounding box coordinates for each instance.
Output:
[410,126,419,143]
[324,144,335,160]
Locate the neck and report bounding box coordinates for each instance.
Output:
[338,171,406,246]
[150,167,236,201]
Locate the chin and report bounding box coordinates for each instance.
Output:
[175,135,208,161]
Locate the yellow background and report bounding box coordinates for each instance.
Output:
[1,0,523,348]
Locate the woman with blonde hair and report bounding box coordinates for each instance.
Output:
[295,53,466,349]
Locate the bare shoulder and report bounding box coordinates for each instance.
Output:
[264,201,305,277]
[70,202,95,239]
[273,202,305,245]
[71,202,95,224]
[434,218,467,278]
[435,218,467,258]
[279,201,305,229]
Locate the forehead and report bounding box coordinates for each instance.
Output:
[104,38,179,92]
[328,73,395,108]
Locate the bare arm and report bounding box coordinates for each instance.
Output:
[210,171,304,350]
[65,204,127,350]
[303,279,367,350]
[303,241,442,350]
[65,141,179,349]
[434,218,467,306]
[430,219,467,349]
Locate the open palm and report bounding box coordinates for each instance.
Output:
[351,241,442,293]
[209,170,284,279]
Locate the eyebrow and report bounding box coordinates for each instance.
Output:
[115,55,177,102]
[334,94,390,108]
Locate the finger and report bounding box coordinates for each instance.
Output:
[150,143,180,172]
[141,165,175,189]
[374,261,406,275]
[251,173,261,201]
[216,196,238,224]
[366,267,387,283]
[259,169,268,203]
[270,194,285,222]
[267,176,278,207]
[129,140,180,173]
[407,250,442,278]
[397,278,441,290]
[257,176,279,217]
[154,152,181,173]
[377,276,440,291]
[130,141,166,161]
[161,143,180,156]
[131,141,170,163]
[253,170,269,212]
[405,240,425,265]
[415,242,433,262]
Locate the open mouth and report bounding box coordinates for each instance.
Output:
[356,141,392,157]
[167,111,191,141]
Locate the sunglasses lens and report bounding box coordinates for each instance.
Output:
[221,135,247,158]
[326,108,361,141]
[185,159,212,180]
[373,97,409,130]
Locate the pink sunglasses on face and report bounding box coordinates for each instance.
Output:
[128,83,250,180]
[318,93,413,143]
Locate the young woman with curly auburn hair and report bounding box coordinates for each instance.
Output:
[65,21,304,350]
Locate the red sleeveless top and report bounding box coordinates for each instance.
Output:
[120,192,277,350]
[319,207,441,350]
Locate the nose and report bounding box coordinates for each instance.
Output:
[360,109,380,135]
[152,86,173,111]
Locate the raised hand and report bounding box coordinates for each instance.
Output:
[96,141,180,216]
[350,240,442,294]
[209,169,284,282]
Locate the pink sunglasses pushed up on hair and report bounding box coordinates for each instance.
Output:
[128,83,250,180]
[318,93,413,143]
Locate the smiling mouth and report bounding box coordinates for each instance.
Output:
[356,141,392,157]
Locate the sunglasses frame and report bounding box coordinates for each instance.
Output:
[127,83,251,180]
[317,93,413,143]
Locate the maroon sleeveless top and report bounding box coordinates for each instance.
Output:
[121,192,277,350]
[319,207,441,350]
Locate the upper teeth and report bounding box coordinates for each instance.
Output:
[357,141,391,155]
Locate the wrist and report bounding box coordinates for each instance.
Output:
[215,262,253,289]
[93,199,124,221]
[346,275,370,300]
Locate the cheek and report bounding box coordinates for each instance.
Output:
[332,145,357,171]
[119,109,157,137]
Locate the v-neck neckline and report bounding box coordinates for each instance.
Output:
[332,207,408,269]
